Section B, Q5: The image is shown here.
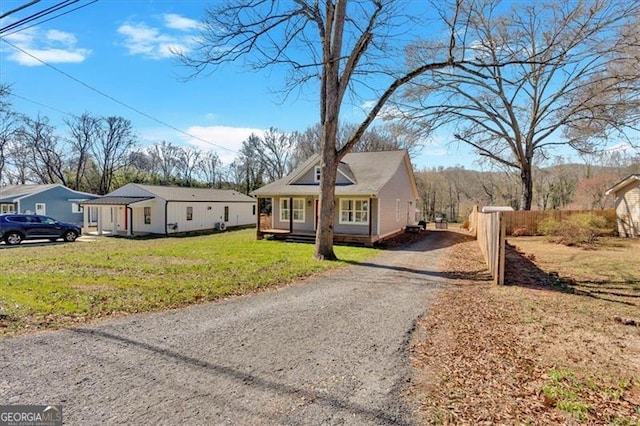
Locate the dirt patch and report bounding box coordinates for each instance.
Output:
[410,230,640,424]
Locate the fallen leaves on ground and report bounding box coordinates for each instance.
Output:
[410,230,640,425]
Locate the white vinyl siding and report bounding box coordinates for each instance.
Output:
[339,198,368,225]
[280,198,305,222]
[396,199,400,221]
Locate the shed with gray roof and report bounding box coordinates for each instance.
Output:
[82,183,256,236]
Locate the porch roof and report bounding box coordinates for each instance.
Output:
[81,196,153,206]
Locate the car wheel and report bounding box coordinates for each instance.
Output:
[63,231,78,242]
[4,232,23,245]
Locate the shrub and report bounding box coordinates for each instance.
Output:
[538,213,608,246]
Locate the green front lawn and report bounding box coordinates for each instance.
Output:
[0,229,374,335]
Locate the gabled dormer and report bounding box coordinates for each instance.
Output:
[287,154,357,186]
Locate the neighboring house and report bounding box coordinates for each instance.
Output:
[0,184,99,225]
[606,174,640,238]
[81,183,256,236]
[252,150,421,245]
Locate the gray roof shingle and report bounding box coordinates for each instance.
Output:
[252,150,411,197]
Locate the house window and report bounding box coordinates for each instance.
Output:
[396,199,400,221]
[252,204,256,215]
[0,204,15,214]
[224,206,229,222]
[35,203,46,215]
[144,207,151,224]
[280,198,305,222]
[314,166,321,183]
[186,206,193,221]
[71,202,83,213]
[340,198,368,224]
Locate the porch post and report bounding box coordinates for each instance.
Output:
[126,207,132,236]
[82,205,89,235]
[97,207,103,235]
[112,207,118,235]
[256,197,263,240]
[289,196,293,233]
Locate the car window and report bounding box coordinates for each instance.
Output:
[40,217,57,224]
[8,216,27,223]
[29,216,42,223]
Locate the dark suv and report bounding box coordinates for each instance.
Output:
[0,214,82,245]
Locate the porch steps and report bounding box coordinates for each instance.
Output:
[285,234,316,244]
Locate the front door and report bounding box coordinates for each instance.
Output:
[35,203,46,215]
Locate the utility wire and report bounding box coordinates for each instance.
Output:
[0,0,40,20]
[2,0,98,37]
[1,38,239,154]
[0,0,79,35]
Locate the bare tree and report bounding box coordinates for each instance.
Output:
[65,112,99,191]
[400,0,640,210]
[176,146,201,186]
[259,128,293,182]
[179,0,495,260]
[92,116,137,195]
[17,115,68,185]
[197,151,223,188]
[0,85,18,185]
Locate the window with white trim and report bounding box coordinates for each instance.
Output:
[186,206,193,221]
[144,207,151,224]
[71,202,83,213]
[314,166,321,183]
[280,198,305,222]
[339,198,369,224]
[0,204,15,214]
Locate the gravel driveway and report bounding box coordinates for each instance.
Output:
[0,231,457,425]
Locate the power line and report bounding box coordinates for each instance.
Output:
[1,38,239,154]
[0,1,79,35]
[2,0,99,37]
[0,0,40,20]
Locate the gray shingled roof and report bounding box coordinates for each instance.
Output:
[81,196,153,206]
[0,184,96,202]
[118,184,255,203]
[0,184,58,201]
[252,150,412,197]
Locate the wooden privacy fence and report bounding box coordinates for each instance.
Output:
[470,206,506,285]
[502,209,616,235]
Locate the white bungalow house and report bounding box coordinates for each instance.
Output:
[606,174,640,238]
[252,150,421,245]
[81,183,256,236]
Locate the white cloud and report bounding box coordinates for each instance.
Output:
[184,125,266,164]
[139,125,266,165]
[163,14,200,31]
[117,14,198,60]
[4,27,90,66]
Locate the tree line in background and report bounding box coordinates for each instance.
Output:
[416,150,640,222]
[3,80,638,222]
[0,85,420,195]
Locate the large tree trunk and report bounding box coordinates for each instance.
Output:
[520,162,533,210]
[315,142,338,260]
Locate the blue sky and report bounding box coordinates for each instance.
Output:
[0,0,474,170]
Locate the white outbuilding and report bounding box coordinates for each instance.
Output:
[82,183,256,236]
